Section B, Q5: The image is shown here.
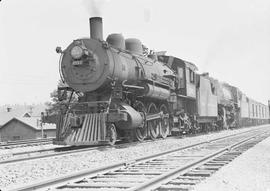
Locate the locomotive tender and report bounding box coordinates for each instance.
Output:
[54,17,270,145]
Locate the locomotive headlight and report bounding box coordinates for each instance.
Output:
[70,46,83,59]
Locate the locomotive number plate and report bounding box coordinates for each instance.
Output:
[72,60,83,66]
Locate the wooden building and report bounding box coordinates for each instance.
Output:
[0,117,55,141]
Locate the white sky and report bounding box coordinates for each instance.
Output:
[0,0,270,105]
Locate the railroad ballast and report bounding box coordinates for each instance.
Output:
[54,17,270,146]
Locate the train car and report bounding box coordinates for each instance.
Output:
[238,91,251,127]
[196,74,218,131]
[53,17,269,146]
[268,101,270,123]
[248,98,269,126]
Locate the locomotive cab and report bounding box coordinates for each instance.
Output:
[159,56,197,113]
[158,56,197,98]
[158,56,198,134]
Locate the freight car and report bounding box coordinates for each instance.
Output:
[53,17,270,146]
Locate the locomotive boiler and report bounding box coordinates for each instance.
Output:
[55,17,175,145]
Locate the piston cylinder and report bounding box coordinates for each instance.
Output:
[115,102,143,129]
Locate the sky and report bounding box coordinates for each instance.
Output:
[0,0,270,105]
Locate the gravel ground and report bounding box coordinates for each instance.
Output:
[193,131,270,191]
[1,125,269,190]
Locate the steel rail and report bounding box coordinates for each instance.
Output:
[3,138,52,144]
[0,138,53,148]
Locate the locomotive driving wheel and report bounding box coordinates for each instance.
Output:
[133,101,147,142]
[106,123,117,145]
[148,102,159,140]
[159,104,169,138]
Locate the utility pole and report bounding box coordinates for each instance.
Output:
[41,121,44,138]
[38,119,44,138]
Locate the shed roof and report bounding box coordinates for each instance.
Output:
[0,110,26,125]
[0,104,47,125]
[0,117,56,131]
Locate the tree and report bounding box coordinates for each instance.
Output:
[43,80,78,123]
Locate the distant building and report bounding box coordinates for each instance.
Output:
[0,104,47,126]
[0,117,56,141]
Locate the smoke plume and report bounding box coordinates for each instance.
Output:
[82,0,110,17]
[144,8,151,23]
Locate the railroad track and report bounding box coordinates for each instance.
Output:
[0,137,178,165]
[10,126,270,191]
[0,127,264,165]
[0,138,53,149]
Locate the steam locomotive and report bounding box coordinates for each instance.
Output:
[54,17,270,146]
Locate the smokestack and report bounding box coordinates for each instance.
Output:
[89,17,103,40]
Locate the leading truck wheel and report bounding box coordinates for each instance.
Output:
[106,123,117,145]
[159,104,169,138]
[134,128,146,142]
[147,102,159,140]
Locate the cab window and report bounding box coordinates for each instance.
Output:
[189,69,195,83]
[177,67,185,88]
[178,67,184,78]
